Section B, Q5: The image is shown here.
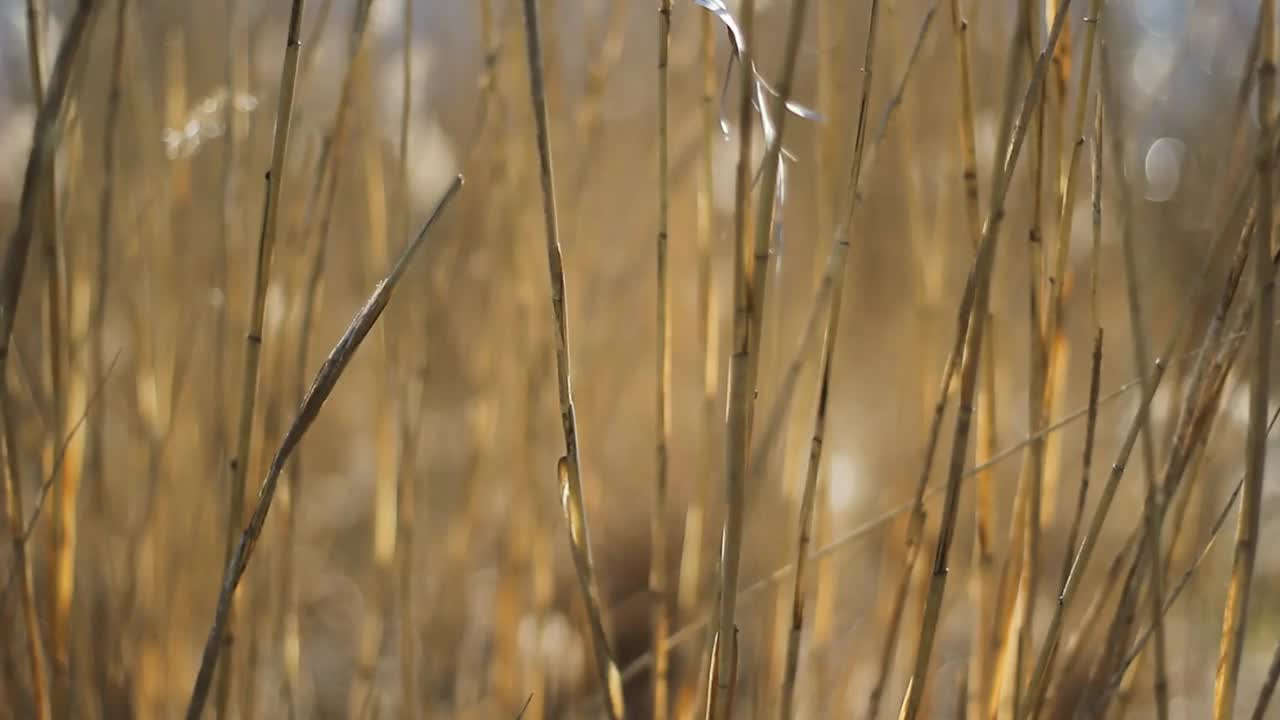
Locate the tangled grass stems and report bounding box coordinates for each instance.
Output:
[1018,65,1255,720]
[897,4,1075,718]
[1106,407,1275,708]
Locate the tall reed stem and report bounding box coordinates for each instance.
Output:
[651,1,673,718]
[708,0,757,714]
[519,2,624,717]
[216,2,307,715]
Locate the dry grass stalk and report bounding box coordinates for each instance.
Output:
[518,1,624,717]
[805,0,843,679]
[744,0,811,433]
[1058,97,1104,600]
[942,0,992,711]
[708,0,759,713]
[1015,3,1050,705]
[651,2,674,718]
[1213,1,1276,716]
[214,2,307,715]
[184,174,463,720]
[738,1,813,710]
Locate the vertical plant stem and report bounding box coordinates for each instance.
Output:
[216,1,307,716]
[708,0,757,714]
[746,0,810,433]
[806,0,842,681]
[1058,98,1104,596]
[943,0,990,712]
[1017,2,1049,698]
[652,2,673,718]
[1213,2,1275,716]
[518,3,624,718]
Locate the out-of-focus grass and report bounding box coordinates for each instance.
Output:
[0,1,1278,719]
